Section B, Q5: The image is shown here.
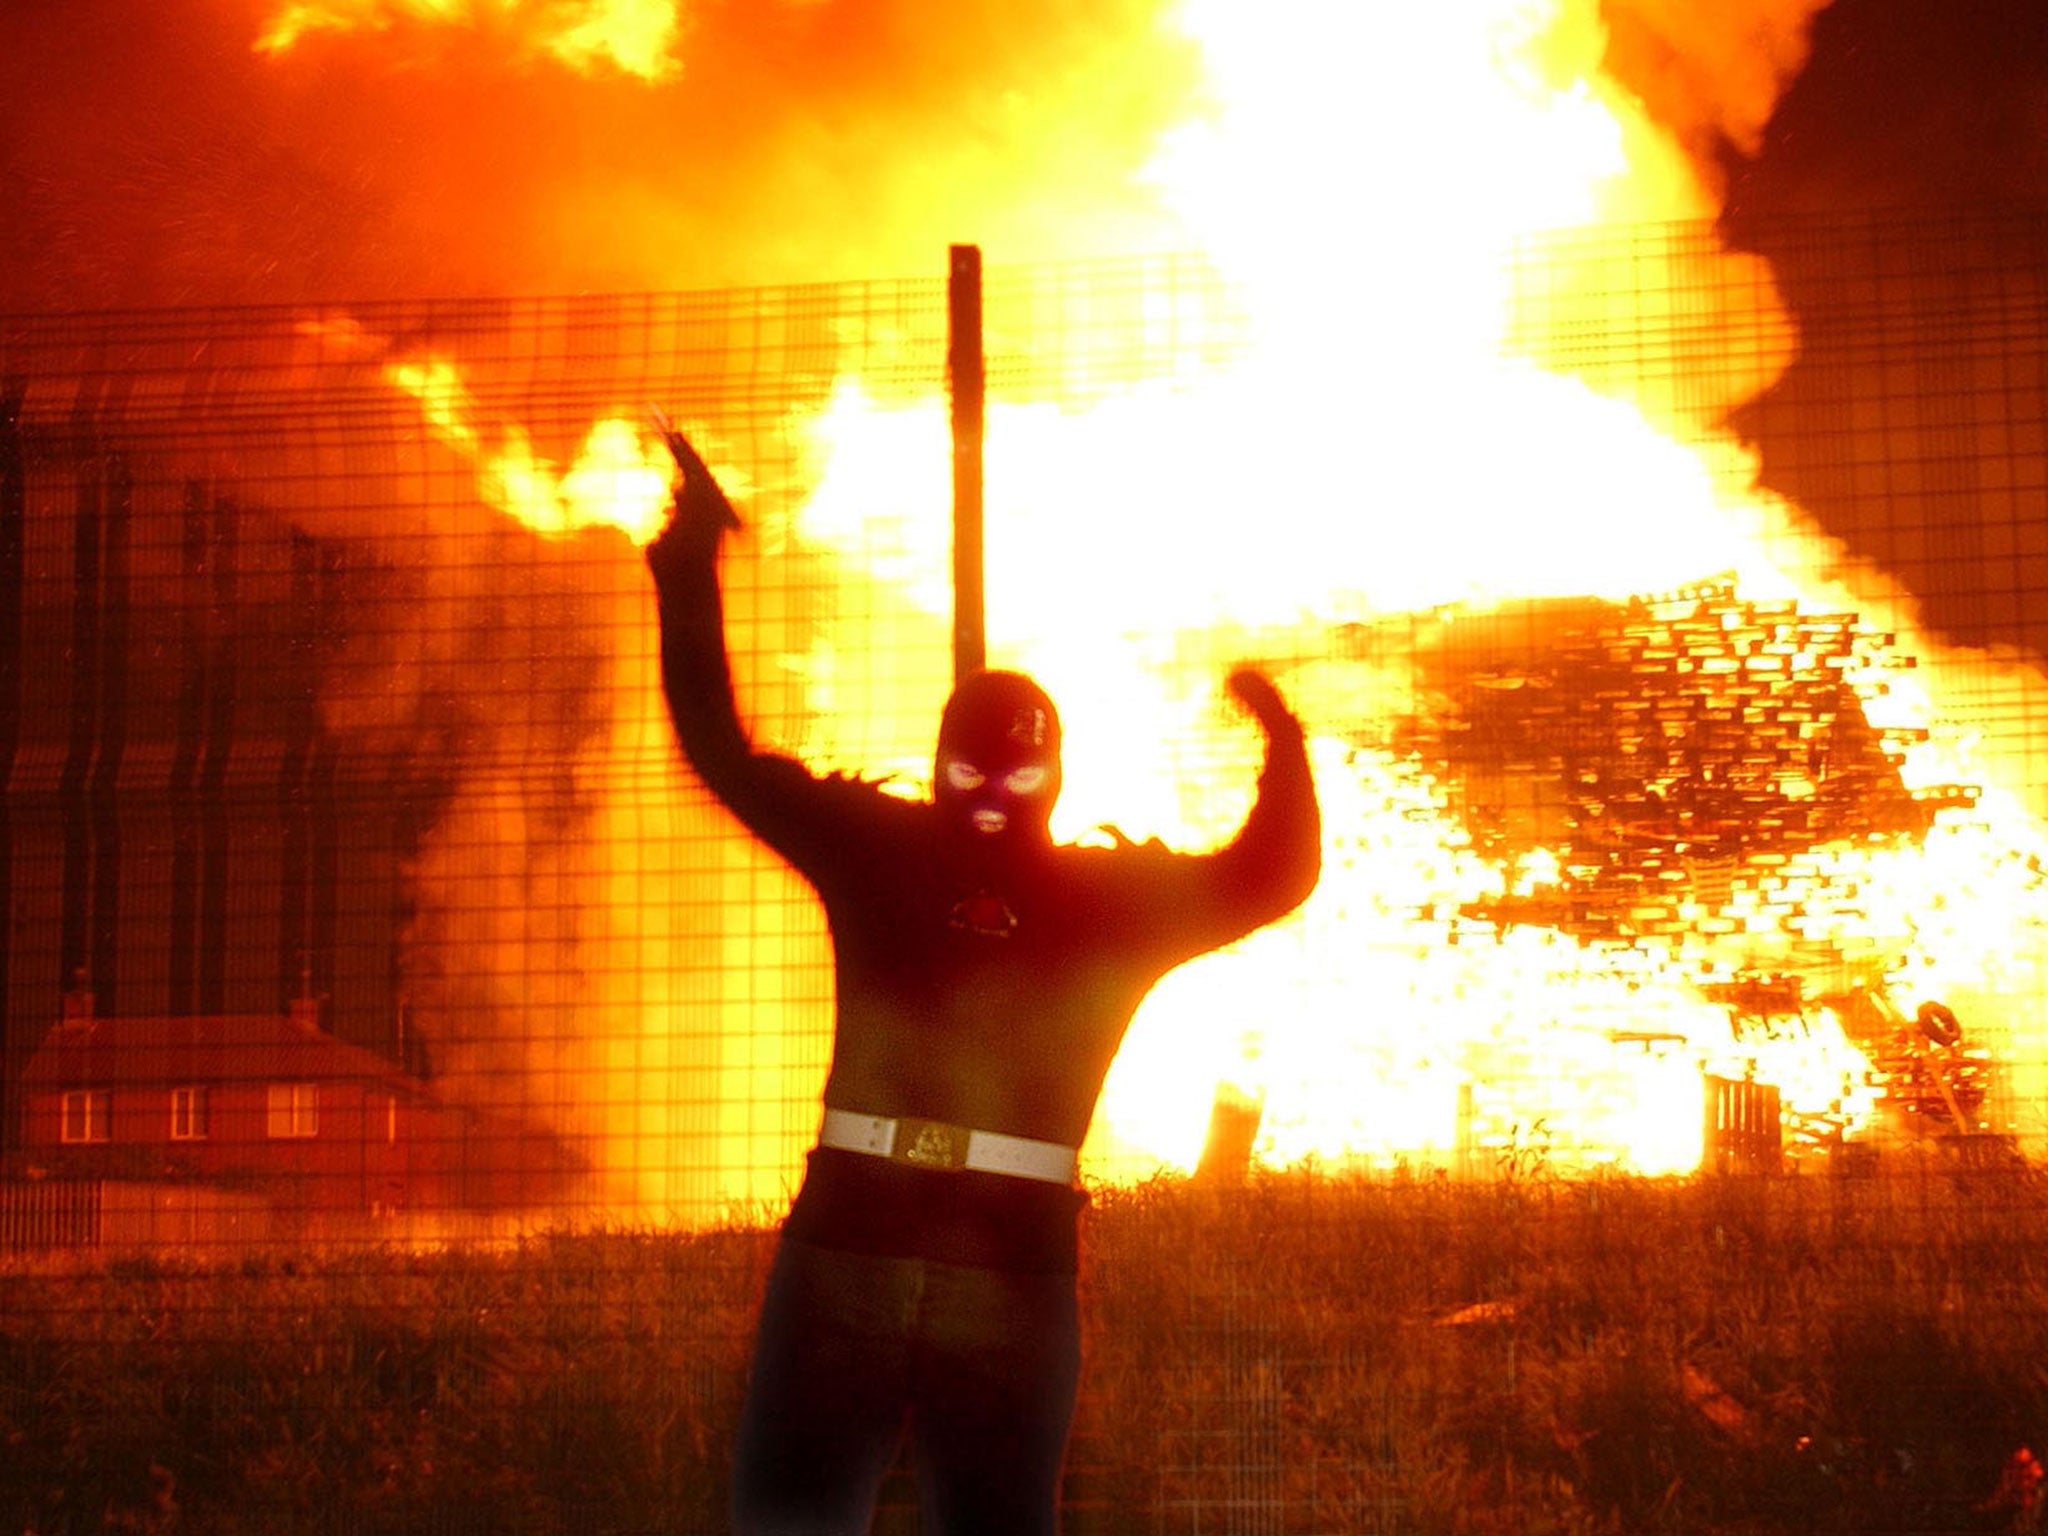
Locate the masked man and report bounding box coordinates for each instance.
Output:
[647,428,1320,1534]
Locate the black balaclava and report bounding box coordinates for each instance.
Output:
[933,670,1062,851]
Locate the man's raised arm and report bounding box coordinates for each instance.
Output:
[644,424,757,807]
[1216,666,1322,917]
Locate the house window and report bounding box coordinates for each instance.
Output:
[266,1082,318,1139]
[60,1090,111,1144]
[170,1086,210,1140]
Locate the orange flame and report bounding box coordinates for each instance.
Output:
[378,353,676,542]
[256,0,682,81]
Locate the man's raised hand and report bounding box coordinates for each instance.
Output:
[649,406,742,535]
[1226,666,1301,740]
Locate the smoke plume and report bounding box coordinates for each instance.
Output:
[0,0,1200,312]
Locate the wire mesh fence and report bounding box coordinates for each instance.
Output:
[1,208,2046,1531]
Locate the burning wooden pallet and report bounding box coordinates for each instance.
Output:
[1348,573,2001,1153]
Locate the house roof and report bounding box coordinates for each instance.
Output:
[22,1010,418,1092]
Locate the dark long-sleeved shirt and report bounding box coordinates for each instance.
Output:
[649,500,1320,1268]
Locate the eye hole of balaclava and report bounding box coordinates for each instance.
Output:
[934,670,1062,843]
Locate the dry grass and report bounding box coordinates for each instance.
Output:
[4,1160,2047,1533]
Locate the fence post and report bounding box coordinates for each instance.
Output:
[948,244,986,684]
[0,380,21,1153]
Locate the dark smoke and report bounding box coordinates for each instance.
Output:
[0,0,1202,312]
[1724,0,2048,217]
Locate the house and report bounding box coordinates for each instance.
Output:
[9,986,579,1236]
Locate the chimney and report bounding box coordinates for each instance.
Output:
[60,969,95,1027]
[288,956,323,1034]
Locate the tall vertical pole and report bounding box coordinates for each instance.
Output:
[948,244,986,684]
[0,381,23,1145]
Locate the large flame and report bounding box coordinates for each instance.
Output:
[760,0,2048,1186]
[337,0,2048,1211]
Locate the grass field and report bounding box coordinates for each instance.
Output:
[4,1156,2047,1534]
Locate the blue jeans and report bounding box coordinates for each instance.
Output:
[730,1237,1082,1534]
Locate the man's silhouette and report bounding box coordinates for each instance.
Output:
[647,427,1321,1534]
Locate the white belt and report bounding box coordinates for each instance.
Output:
[819,1108,1079,1186]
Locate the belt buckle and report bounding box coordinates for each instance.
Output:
[891,1117,970,1170]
